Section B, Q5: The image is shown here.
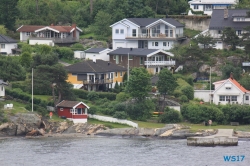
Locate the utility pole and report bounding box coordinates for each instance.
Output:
[32,68,33,112]
[127,52,129,82]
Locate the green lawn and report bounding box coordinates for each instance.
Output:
[133,120,165,128]
[1,100,28,115]
[81,33,96,39]
[34,95,52,101]
[180,122,250,132]
[88,118,131,128]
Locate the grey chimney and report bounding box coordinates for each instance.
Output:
[224,8,228,19]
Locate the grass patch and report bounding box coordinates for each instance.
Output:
[180,122,250,132]
[81,33,96,39]
[34,95,52,101]
[184,28,201,38]
[88,118,131,128]
[0,100,28,115]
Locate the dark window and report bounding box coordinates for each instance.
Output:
[132,29,136,37]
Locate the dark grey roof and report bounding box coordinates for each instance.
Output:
[85,48,108,53]
[0,79,8,85]
[108,48,159,56]
[126,18,184,27]
[65,59,127,73]
[57,100,81,108]
[209,9,250,30]
[0,34,17,43]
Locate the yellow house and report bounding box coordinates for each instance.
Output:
[65,59,127,91]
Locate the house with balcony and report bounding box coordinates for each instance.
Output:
[195,9,250,49]
[65,59,126,91]
[108,48,175,74]
[16,24,82,46]
[110,18,185,50]
[0,34,17,55]
[188,0,238,16]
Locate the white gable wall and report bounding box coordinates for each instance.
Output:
[85,51,110,61]
[213,80,244,105]
[0,43,17,54]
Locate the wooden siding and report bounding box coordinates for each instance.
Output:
[67,73,82,84]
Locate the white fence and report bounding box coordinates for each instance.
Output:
[88,114,138,128]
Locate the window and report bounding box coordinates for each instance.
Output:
[129,55,133,60]
[204,5,212,11]
[132,29,136,37]
[1,86,3,91]
[156,68,158,73]
[70,109,73,113]
[113,55,116,60]
[163,42,166,46]
[167,42,170,47]
[155,42,158,46]
[170,30,173,37]
[1,44,5,49]
[218,30,221,34]
[26,32,30,36]
[140,57,143,65]
[231,96,237,101]
[60,108,63,111]
[219,96,225,101]
[121,55,122,61]
[194,5,198,9]
[72,73,77,76]
[165,25,168,37]
[115,72,118,77]
[120,29,124,34]
[246,96,249,101]
[120,72,123,77]
[115,29,119,34]
[237,18,240,21]
[236,30,242,35]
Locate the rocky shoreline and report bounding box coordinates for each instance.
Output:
[1,113,250,140]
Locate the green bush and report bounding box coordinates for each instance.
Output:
[179,95,188,103]
[88,105,99,114]
[159,107,182,123]
[57,47,74,60]
[113,111,128,119]
[181,85,194,100]
[113,103,127,112]
[173,89,182,98]
[72,89,89,99]
[116,92,130,102]
[87,91,99,101]
[97,91,116,100]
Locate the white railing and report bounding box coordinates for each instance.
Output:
[88,114,138,128]
[125,33,180,38]
[144,61,175,66]
[211,34,222,38]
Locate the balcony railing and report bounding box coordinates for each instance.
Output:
[145,61,176,66]
[83,79,113,84]
[126,33,183,39]
[29,37,78,43]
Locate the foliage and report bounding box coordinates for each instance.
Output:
[241,26,250,59]
[239,75,250,90]
[221,64,242,80]
[21,43,33,54]
[159,107,182,123]
[72,89,89,99]
[181,103,224,124]
[87,91,99,101]
[0,0,18,30]
[88,105,98,114]
[31,53,58,68]
[193,34,215,49]
[221,27,240,51]
[126,67,151,101]
[0,25,7,35]
[56,47,74,60]
[20,52,32,69]
[220,105,250,124]
[38,44,53,55]
[184,28,201,38]
[157,68,178,96]
[113,81,120,93]
[179,95,189,103]
[113,111,128,119]
[116,92,130,102]
[0,56,25,82]
[181,85,194,100]
[92,10,112,38]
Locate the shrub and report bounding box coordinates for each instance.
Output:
[72,89,88,99]
[181,85,194,100]
[113,103,127,112]
[88,106,99,114]
[58,47,74,60]
[116,92,130,102]
[173,89,182,98]
[159,108,182,123]
[179,95,188,103]
[113,111,128,119]
[97,91,116,100]
[87,91,99,101]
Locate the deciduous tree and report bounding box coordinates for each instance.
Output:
[221,27,240,51]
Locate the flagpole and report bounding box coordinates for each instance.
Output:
[32,68,33,112]
[210,66,211,104]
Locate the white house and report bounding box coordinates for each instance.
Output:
[16,24,82,46]
[195,9,250,49]
[194,75,250,105]
[74,51,85,59]
[0,79,8,97]
[84,48,111,61]
[110,18,185,50]
[0,35,17,55]
[188,0,238,16]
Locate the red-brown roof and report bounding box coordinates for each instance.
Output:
[229,78,250,93]
[17,25,76,33]
[56,100,81,108]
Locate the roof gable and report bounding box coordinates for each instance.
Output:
[127,18,184,28]
[0,35,17,43]
[189,0,237,5]
[16,25,82,33]
[56,100,89,109]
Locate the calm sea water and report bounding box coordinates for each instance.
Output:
[0,136,249,166]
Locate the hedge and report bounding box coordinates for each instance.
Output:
[72,89,116,101]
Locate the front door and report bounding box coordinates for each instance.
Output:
[77,108,82,114]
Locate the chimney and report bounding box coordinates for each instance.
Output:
[230,72,233,79]
[72,23,76,38]
[224,8,228,19]
[130,48,133,51]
